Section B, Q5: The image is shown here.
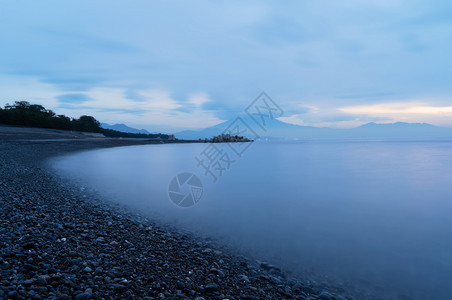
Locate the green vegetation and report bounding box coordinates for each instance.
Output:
[0,101,170,139]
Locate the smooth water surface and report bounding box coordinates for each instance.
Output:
[52,140,452,299]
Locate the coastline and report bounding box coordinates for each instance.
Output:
[0,137,352,300]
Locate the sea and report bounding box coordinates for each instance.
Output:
[51,139,452,299]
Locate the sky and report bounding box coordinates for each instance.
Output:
[0,0,452,132]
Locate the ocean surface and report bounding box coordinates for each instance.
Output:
[51,139,452,299]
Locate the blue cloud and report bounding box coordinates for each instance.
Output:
[321,114,390,123]
[253,17,314,45]
[56,93,93,103]
[47,76,105,91]
[124,90,146,102]
[388,5,452,30]
[96,108,145,114]
[38,28,139,53]
[336,92,399,100]
[172,107,193,113]
[57,103,144,115]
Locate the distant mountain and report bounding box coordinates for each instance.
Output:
[357,122,436,129]
[101,123,150,135]
[175,118,334,140]
[351,122,451,138]
[175,119,452,140]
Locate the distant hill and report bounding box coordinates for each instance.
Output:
[350,122,451,138]
[175,119,452,140]
[174,118,332,140]
[101,123,150,135]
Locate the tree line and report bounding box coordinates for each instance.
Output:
[0,101,170,139]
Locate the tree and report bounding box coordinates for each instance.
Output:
[0,101,170,138]
[5,101,55,118]
[72,115,102,132]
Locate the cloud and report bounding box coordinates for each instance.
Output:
[338,101,452,127]
[278,112,389,128]
[339,102,452,115]
[124,89,146,102]
[278,114,307,126]
[54,87,224,131]
[0,74,224,131]
[11,70,108,92]
[172,92,213,112]
[278,102,394,128]
[38,28,139,53]
[56,93,93,104]
[188,92,211,107]
[336,92,399,100]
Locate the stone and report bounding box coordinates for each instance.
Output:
[204,283,219,292]
[318,291,334,300]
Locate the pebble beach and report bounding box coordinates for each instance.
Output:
[0,128,353,300]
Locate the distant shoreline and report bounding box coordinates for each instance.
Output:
[0,124,254,144]
[0,123,199,144]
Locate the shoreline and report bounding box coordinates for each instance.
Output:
[0,138,353,299]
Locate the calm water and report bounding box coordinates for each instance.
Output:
[51,140,452,299]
